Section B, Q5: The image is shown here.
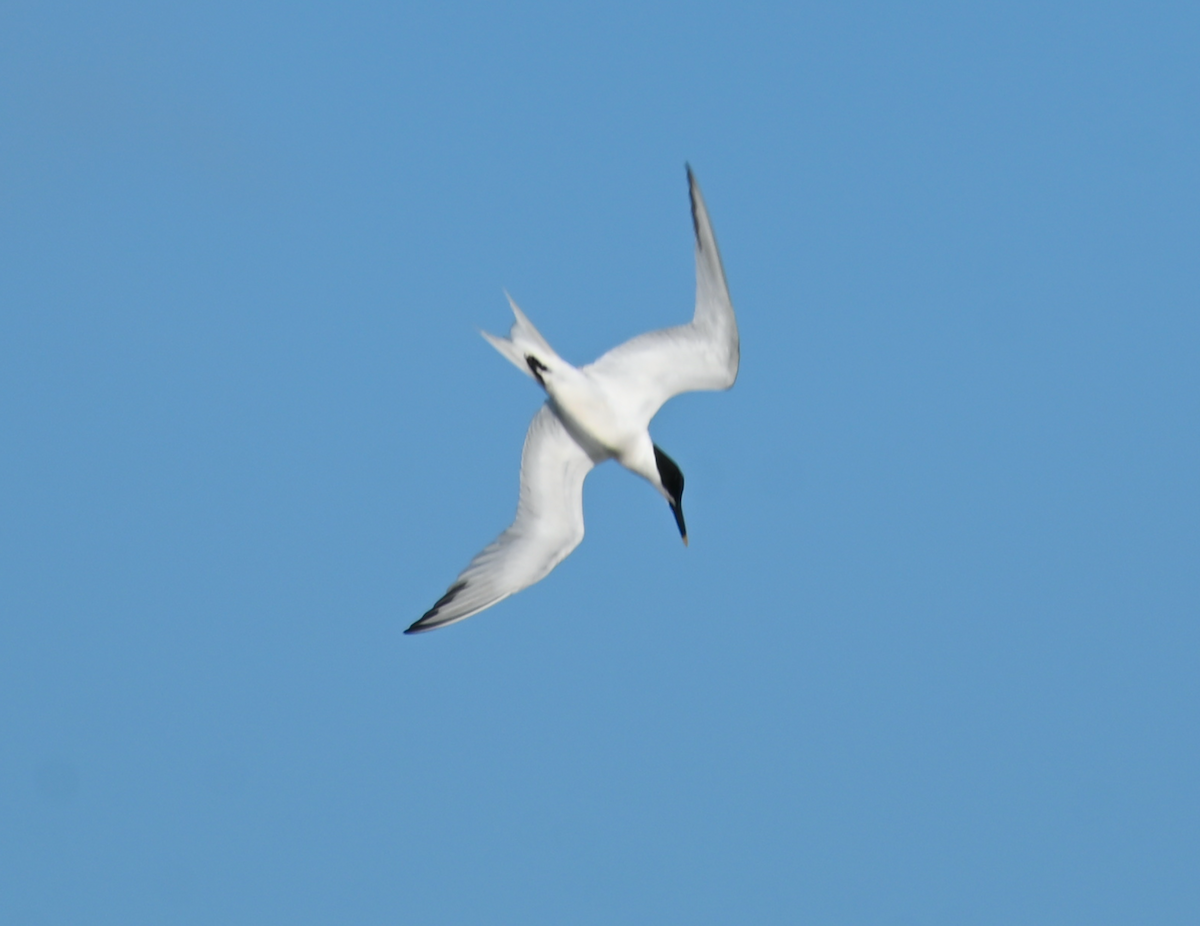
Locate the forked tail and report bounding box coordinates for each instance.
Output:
[481,293,563,383]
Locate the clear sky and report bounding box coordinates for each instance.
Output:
[2,2,1197,923]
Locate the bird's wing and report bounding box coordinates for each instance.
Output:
[407,403,601,633]
[584,166,739,427]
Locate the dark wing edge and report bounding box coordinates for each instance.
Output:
[687,165,739,380]
[406,404,599,634]
[583,167,739,425]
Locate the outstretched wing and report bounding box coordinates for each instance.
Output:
[584,166,739,428]
[407,403,602,633]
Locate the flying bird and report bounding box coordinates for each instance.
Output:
[407,167,739,633]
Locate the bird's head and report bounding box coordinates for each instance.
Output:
[653,444,688,545]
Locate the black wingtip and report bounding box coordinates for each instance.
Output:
[686,165,700,241]
[406,581,467,635]
[404,614,441,635]
[686,164,700,236]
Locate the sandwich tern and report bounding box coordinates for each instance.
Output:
[407,167,739,633]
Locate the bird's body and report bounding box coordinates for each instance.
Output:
[407,168,739,634]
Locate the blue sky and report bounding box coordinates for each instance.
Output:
[2,2,1197,923]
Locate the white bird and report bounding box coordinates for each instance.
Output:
[407,167,739,634]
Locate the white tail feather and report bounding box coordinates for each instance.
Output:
[481,293,562,380]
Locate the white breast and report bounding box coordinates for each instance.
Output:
[543,365,639,456]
